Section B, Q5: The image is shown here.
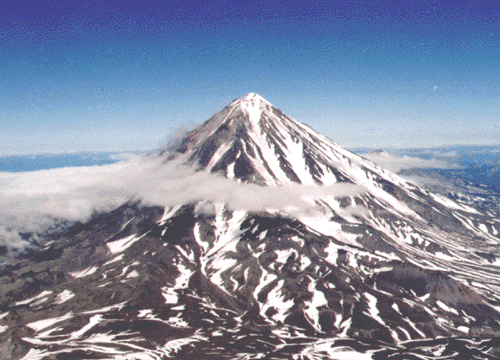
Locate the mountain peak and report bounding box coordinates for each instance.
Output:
[240,92,270,104]
[230,93,274,125]
[175,93,356,185]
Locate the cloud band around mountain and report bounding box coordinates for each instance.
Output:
[0,154,367,256]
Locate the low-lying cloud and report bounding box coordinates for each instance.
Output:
[0,154,366,255]
[362,151,458,173]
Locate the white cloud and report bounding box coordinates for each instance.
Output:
[0,226,30,254]
[362,151,458,173]
[108,152,136,161]
[156,126,191,152]
[420,149,458,158]
[0,154,367,254]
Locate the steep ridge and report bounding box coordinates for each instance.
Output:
[3,94,500,359]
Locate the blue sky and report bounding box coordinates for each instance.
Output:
[1,0,499,155]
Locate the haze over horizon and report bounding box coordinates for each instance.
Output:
[2,0,499,155]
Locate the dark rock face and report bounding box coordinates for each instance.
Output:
[4,93,500,359]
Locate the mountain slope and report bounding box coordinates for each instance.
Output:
[3,94,500,359]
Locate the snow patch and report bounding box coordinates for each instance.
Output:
[107,232,149,254]
[430,193,480,214]
[275,249,298,264]
[126,270,139,278]
[364,293,385,326]
[103,254,124,266]
[54,290,75,305]
[26,312,73,332]
[162,263,194,304]
[436,300,459,315]
[69,266,97,279]
[304,276,328,331]
[158,205,182,225]
[300,256,311,271]
[15,291,53,306]
[82,301,127,314]
[261,279,294,323]
[323,242,339,264]
[69,314,104,340]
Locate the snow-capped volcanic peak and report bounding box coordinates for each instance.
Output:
[239,92,273,106]
[241,92,269,102]
[237,93,274,125]
[226,92,276,131]
[176,93,358,186]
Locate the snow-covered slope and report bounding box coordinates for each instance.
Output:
[4,94,500,359]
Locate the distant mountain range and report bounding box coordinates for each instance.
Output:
[3,94,500,359]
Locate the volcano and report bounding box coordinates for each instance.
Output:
[4,93,500,359]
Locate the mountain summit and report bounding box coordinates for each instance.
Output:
[175,93,415,190]
[4,95,500,359]
[176,92,337,185]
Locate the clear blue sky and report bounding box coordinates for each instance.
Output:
[1,0,499,155]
